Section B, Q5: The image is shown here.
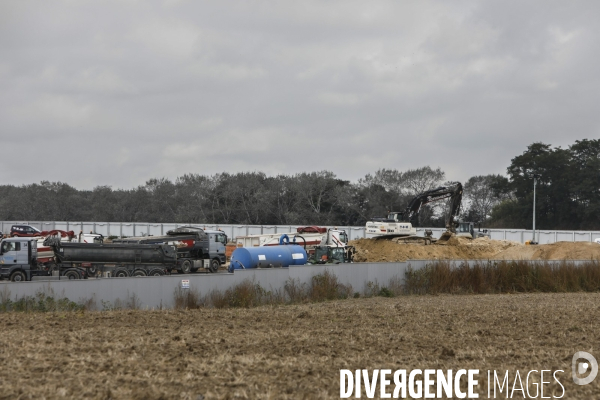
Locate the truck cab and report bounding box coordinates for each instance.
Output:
[205,230,228,266]
[0,237,38,281]
[0,237,86,281]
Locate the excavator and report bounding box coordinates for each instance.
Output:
[365,182,463,244]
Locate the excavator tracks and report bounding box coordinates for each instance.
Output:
[390,236,433,245]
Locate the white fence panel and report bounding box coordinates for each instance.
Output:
[574,232,591,242]
[232,226,248,238]
[349,227,365,240]
[68,222,83,232]
[53,222,69,232]
[81,222,96,234]
[556,232,574,242]
[489,230,505,241]
[148,224,163,236]
[537,231,554,244]
[107,222,121,237]
[40,221,55,231]
[93,223,110,236]
[262,226,276,235]
[276,226,294,234]
[132,223,148,236]
[505,230,523,242]
[247,226,262,235]
[120,223,135,237]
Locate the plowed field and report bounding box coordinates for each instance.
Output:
[1,293,599,399]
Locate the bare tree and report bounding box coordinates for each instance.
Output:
[463,175,508,224]
[402,166,445,196]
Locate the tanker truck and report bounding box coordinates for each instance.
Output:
[44,237,177,278]
[113,226,226,273]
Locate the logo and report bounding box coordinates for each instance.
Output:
[572,351,598,385]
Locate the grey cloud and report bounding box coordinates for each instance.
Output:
[1,0,599,189]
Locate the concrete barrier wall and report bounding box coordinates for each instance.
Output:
[0,263,411,310]
[0,260,594,310]
[2,221,600,244]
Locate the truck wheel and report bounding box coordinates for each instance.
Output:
[114,268,129,278]
[148,269,164,276]
[132,270,147,277]
[209,259,220,273]
[64,270,80,280]
[10,271,26,282]
[180,260,192,274]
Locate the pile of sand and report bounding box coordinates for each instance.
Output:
[350,237,600,262]
[494,241,600,260]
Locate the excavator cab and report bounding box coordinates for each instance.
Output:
[338,231,348,244]
[456,222,475,238]
[386,212,402,222]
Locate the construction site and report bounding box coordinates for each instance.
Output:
[2,183,600,398]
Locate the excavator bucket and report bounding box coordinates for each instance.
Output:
[437,230,454,243]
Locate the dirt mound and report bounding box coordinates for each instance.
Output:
[350,237,521,262]
[495,241,600,260]
[350,238,600,262]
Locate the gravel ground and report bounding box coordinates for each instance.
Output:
[0,293,599,399]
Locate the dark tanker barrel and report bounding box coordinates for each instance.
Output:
[56,242,177,265]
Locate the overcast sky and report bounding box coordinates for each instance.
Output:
[1,1,598,190]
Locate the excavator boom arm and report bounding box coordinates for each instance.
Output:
[402,183,463,232]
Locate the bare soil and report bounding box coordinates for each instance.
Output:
[351,237,600,262]
[1,293,599,399]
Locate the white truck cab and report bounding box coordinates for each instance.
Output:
[0,237,38,281]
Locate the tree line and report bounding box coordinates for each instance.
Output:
[0,139,598,230]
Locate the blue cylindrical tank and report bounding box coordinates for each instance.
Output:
[228,245,307,272]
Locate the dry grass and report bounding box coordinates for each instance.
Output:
[0,293,599,398]
[174,286,203,309]
[406,260,600,294]
[173,272,354,310]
